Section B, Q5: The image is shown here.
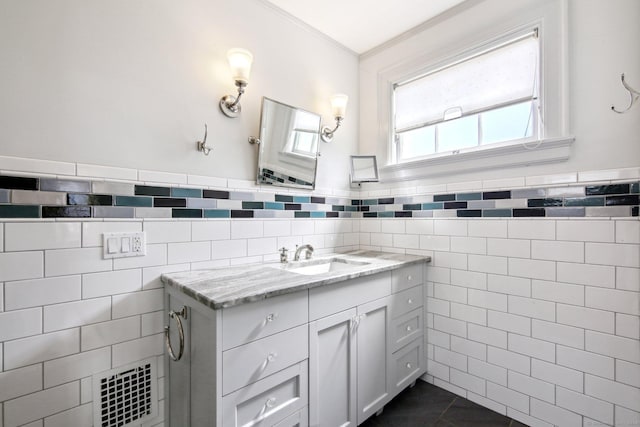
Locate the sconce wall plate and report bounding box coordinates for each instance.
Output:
[220,95,241,118]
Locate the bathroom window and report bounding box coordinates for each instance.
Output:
[392,28,540,163]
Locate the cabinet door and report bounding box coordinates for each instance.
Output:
[356,296,391,424]
[309,308,357,427]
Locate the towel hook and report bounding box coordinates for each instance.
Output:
[196,124,212,155]
[611,73,640,114]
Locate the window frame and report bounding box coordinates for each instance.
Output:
[391,26,541,165]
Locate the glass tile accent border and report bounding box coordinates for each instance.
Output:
[0,173,638,219]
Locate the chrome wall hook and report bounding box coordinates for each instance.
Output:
[196,124,212,155]
[611,73,640,114]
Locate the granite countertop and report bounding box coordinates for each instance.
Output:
[161,250,431,310]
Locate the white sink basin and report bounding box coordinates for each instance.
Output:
[283,258,370,276]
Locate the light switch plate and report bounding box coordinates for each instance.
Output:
[103,232,146,259]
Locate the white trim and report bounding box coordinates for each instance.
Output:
[379,136,574,182]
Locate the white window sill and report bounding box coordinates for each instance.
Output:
[379,136,575,182]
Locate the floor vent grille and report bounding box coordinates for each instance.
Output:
[93,358,158,427]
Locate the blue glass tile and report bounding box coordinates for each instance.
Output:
[0,205,40,218]
[403,204,422,210]
[364,199,378,206]
[172,208,203,218]
[528,198,563,207]
[378,211,394,218]
[346,206,358,212]
[154,198,186,208]
[171,188,202,198]
[42,206,91,218]
[513,208,545,217]
[586,184,630,195]
[265,202,284,210]
[204,209,230,218]
[422,202,444,210]
[605,195,640,206]
[631,182,639,194]
[0,175,39,190]
[363,212,378,218]
[40,178,90,193]
[135,185,171,196]
[242,201,264,209]
[275,194,293,202]
[68,194,113,206]
[295,211,311,218]
[310,211,326,218]
[203,190,229,199]
[116,196,153,207]
[394,211,412,217]
[482,209,512,217]
[332,205,345,211]
[434,194,456,202]
[231,210,253,218]
[444,201,467,209]
[483,190,511,200]
[457,193,482,201]
[293,196,310,203]
[564,197,604,207]
[457,210,482,217]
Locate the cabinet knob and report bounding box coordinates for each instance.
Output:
[267,352,278,363]
[407,275,413,281]
[406,363,412,369]
[406,325,412,332]
[265,397,277,408]
[407,298,413,305]
[266,313,277,322]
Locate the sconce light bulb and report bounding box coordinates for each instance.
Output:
[227,48,253,85]
[330,94,348,119]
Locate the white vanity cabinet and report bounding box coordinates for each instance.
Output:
[164,258,427,427]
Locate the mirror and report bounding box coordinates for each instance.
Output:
[256,98,321,189]
[350,155,379,183]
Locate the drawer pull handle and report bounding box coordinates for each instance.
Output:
[406,363,412,369]
[406,326,412,332]
[267,352,278,363]
[165,306,187,362]
[266,313,277,323]
[407,298,413,305]
[265,397,277,408]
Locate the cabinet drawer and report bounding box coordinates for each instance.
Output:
[392,338,425,393]
[273,407,308,427]
[391,308,423,352]
[222,291,308,350]
[222,325,308,395]
[309,271,391,320]
[222,361,308,427]
[391,264,424,293]
[390,285,423,319]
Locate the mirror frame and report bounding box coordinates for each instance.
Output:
[350,155,379,183]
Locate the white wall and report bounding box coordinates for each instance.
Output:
[0,0,359,191]
[359,0,640,184]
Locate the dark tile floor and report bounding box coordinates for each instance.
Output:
[359,381,529,427]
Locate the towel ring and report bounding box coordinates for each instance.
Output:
[165,306,187,361]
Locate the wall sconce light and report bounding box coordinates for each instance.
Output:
[219,48,253,118]
[320,94,348,143]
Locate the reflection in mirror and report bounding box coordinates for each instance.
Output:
[350,155,379,183]
[257,98,321,189]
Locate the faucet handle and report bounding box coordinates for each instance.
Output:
[279,247,288,263]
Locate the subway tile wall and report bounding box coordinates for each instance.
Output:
[0,155,638,427]
[0,217,360,426]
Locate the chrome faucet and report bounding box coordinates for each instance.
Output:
[294,244,314,261]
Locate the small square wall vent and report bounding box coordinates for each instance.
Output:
[93,358,158,427]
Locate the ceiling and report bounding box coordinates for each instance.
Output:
[264,0,469,54]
